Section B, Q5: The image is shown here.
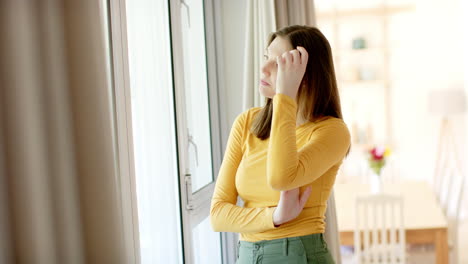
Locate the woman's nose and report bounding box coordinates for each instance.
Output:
[261,61,270,77]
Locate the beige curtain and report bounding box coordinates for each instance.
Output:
[242,1,342,263]
[0,0,135,263]
[274,0,316,29]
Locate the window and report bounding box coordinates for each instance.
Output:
[107,0,227,263]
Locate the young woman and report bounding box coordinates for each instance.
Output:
[210,25,350,264]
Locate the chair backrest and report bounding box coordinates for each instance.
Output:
[433,119,464,219]
[437,150,460,214]
[444,165,465,264]
[431,119,464,264]
[433,118,450,200]
[354,194,405,264]
[438,156,465,221]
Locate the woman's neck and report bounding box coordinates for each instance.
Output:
[296,116,308,127]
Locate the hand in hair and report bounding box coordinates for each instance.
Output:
[275,46,308,100]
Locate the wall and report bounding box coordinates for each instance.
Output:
[388,0,467,218]
[390,0,465,181]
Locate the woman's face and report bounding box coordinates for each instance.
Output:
[259,36,293,99]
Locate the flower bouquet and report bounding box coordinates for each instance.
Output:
[367,146,391,193]
[368,146,391,175]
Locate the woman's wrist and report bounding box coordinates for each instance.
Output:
[277,90,296,100]
[272,208,282,227]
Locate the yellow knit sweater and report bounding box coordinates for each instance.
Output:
[210,94,350,242]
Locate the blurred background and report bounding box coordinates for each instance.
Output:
[0,0,467,263]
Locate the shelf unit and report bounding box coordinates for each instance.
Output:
[316,3,414,149]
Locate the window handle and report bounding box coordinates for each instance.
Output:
[181,0,191,28]
[188,131,199,167]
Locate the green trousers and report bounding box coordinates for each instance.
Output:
[236,233,335,264]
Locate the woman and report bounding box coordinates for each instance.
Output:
[210,25,350,264]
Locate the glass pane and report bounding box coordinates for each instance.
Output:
[125,0,183,263]
[192,217,222,264]
[180,0,214,192]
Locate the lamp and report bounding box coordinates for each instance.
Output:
[428,88,466,201]
[429,89,466,116]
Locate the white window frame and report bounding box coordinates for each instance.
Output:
[169,0,228,263]
[103,0,141,263]
[106,0,238,262]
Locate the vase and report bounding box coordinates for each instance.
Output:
[370,172,382,194]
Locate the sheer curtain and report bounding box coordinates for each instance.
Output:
[242,0,277,109]
[124,0,183,263]
[242,1,342,263]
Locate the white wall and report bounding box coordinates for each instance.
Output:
[389,0,467,221]
[388,0,466,182]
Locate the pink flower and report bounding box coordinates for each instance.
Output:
[368,145,391,176]
[370,147,385,160]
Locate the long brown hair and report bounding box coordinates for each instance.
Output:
[251,25,344,140]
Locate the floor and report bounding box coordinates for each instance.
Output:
[341,218,468,264]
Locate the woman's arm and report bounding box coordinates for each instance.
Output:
[267,94,351,191]
[210,111,277,233]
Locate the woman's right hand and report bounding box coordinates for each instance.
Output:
[272,186,312,226]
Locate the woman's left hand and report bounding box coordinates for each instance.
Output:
[272,186,312,226]
[276,46,308,100]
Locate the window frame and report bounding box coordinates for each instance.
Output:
[105,0,142,262]
[169,0,226,263]
[107,0,238,262]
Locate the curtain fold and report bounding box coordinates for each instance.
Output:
[0,105,11,264]
[0,0,129,263]
[275,0,317,28]
[242,1,342,263]
[242,0,277,109]
[324,190,342,264]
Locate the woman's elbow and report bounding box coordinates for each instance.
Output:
[210,216,220,232]
[209,204,222,232]
[210,217,221,232]
[267,175,290,191]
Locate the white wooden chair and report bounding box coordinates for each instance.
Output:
[354,194,406,264]
[439,164,465,264]
[432,134,465,264]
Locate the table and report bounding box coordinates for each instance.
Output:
[334,181,449,264]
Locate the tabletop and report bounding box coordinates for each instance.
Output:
[334,180,448,231]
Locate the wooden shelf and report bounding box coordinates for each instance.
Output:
[339,79,385,84]
[350,143,373,152]
[334,47,388,57]
[317,5,414,20]
[339,80,385,86]
[315,3,413,146]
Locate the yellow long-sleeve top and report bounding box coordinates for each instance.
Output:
[210,94,351,242]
